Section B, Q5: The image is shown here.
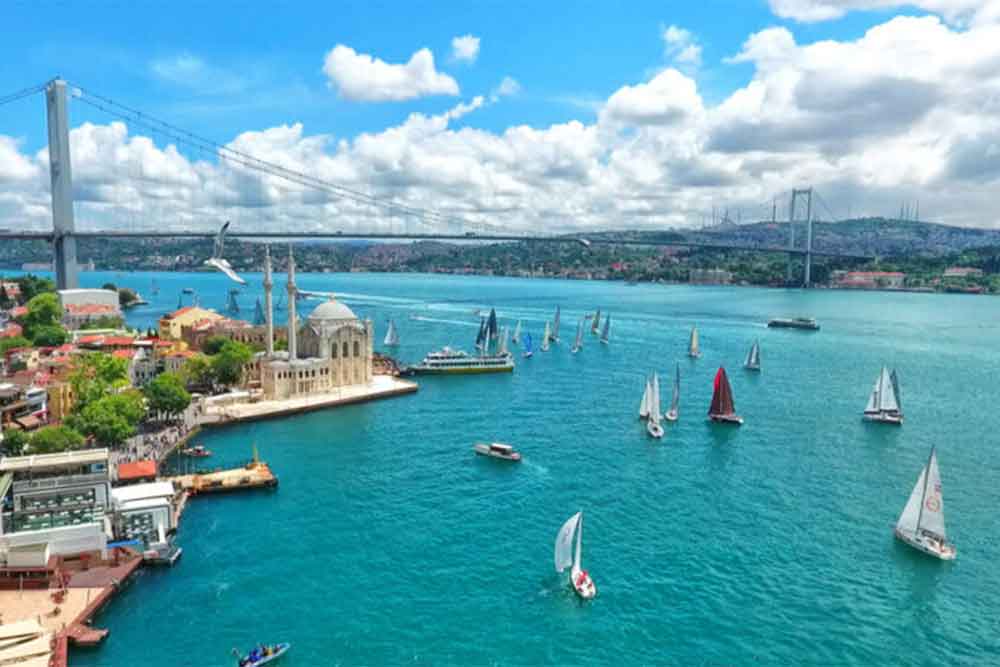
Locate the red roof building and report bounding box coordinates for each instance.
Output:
[117,460,158,483]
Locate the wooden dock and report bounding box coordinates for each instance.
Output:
[166,460,278,496]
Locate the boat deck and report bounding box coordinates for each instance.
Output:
[166,461,278,495]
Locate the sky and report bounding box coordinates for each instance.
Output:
[3,0,1000,234]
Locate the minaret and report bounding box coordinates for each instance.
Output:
[287,244,298,360]
[263,245,274,357]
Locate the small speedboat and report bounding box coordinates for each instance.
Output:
[181,445,212,458]
[234,643,290,666]
[473,442,522,462]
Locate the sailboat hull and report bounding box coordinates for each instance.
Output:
[744,364,760,372]
[863,412,903,425]
[664,410,678,422]
[572,572,597,600]
[709,414,743,425]
[646,422,664,438]
[894,528,956,560]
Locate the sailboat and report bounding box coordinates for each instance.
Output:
[665,363,680,422]
[894,447,956,560]
[688,326,701,358]
[599,315,610,344]
[498,326,510,356]
[384,319,400,347]
[541,322,551,351]
[554,511,596,600]
[551,306,561,343]
[708,367,743,425]
[863,366,903,425]
[253,298,266,326]
[275,290,286,311]
[475,317,488,354]
[512,320,522,345]
[591,309,601,334]
[744,340,761,372]
[647,372,664,439]
[571,318,584,353]
[638,377,651,420]
[487,308,499,344]
[523,333,534,359]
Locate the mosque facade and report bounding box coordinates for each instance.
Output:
[255,246,373,400]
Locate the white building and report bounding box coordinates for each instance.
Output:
[256,246,373,400]
[111,481,177,543]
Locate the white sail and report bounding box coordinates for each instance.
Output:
[745,340,760,368]
[600,315,610,343]
[591,309,601,333]
[383,320,399,346]
[498,327,509,356]
[639,379,651,419]
[649,373,662,427]
[572,319,584,352]
[555,512,581,573]
[512,320,522,344]
[896,464,926,535]
[572,512,584,577]
[542,322,551,351]
[552,306,561,341]
[867,366,899,413]
[669,364,680,415]
[920,450,946,538]
[689,327,700,356]
[864,372,880,413]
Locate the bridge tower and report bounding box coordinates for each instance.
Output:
[787,188,814,287]
[46,79,78,289]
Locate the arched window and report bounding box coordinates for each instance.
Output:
[342,341,349,358]
[331,344,338,359]
[353,341,360,357]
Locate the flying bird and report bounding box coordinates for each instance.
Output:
[203,221,246,284]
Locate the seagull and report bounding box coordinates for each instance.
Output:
[203,221,246,284]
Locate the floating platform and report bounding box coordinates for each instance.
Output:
[167,461,278,496]
[204,375,417,425]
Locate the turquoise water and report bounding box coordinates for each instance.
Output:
[59,270,1000,665]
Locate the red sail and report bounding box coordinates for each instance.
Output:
[709,366,735,416]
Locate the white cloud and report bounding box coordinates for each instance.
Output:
[602,69,704,126]
[149,54,248,94]
[11,12,1000,233]
[490,76,521,102]
[451,35,481,64]
[663,25,703,65]
[322,45,459,102]
[768,0,997,24]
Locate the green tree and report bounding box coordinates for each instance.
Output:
[29,425,85,454]
[0,335,31,354]
[80,315,125,330]
[0,283,10,309]
[69,395,137,447]
[14,275,55,302]
[212,340,252,386]
[101,282,117,292]
[143,372,191,420]
[1,428,28,456]
[201,335,231,355]
[181,354,215,388]
[69,352,130,412]
[20,293,62,339]
[31,324,68,347]
[118,287,139,308]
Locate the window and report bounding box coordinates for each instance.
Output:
[342,342,349,358]
[353,341,360,357]
[332,344,338,359]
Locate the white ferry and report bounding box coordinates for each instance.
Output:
[411,347,514,375]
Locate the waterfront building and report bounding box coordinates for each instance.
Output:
[158,306,224,340]
[838,271,906,289]
[0,449,111,559]
[110,481,178,544]
[689,268,734,285]
[255,246,374,400]
[57,288,122,330]
[181,316,287,352]
[943,266,983,278]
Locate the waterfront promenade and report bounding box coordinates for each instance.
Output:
[204,375,417,424]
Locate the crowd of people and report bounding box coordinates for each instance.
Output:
[111,404,202,468]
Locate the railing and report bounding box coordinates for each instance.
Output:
[12,472,109,493]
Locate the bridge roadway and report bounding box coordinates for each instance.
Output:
[0,230,873,260]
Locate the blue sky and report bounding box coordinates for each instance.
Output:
[2,1,999,232]
[2,1,917,149]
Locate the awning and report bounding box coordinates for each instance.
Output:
[0,473,11,502]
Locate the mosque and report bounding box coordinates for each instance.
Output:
[253,246,373,400]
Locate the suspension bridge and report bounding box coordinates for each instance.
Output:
[0,79,874,290]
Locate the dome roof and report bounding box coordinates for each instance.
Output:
[307,299,357,322]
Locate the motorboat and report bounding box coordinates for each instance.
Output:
[181,445,212,458]
[473,442,522,462]
[234,643,290,666]
[767,317,819,330]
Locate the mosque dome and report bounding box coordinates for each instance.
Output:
[307,299,357,323]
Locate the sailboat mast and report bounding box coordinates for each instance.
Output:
[915,447,935,533]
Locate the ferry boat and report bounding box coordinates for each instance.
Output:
[473,442,522,461]
[767,317,820,331]
[411,347,514,375]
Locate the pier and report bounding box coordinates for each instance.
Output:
[166,459,278,496]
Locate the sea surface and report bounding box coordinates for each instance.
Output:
[45,270,1000,665]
